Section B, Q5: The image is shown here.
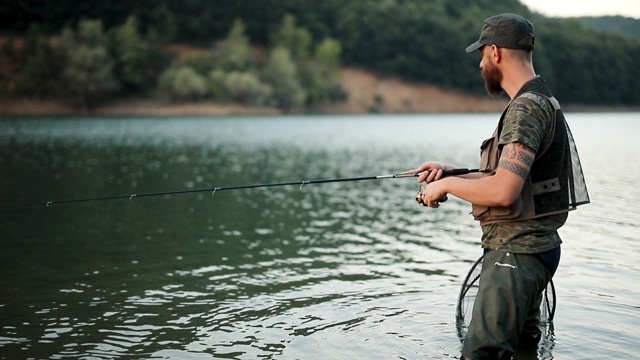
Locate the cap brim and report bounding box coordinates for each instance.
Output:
[465,41,484,53]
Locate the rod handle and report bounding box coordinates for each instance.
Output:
[442,168,481,176]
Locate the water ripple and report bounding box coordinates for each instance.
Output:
[2,114,639,359]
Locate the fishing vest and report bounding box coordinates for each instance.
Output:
[471,77,590,225]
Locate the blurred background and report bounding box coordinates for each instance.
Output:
[1,0,639,116]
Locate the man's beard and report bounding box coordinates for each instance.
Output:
[482,60,504,96]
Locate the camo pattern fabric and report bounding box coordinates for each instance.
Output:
[499,92,554,153]
[480,92,566,253]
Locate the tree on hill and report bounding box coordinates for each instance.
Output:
[263,47,306,111]
[157,65,208,102]
[216,19,254,72]
[12,24,62,98]
[58,20,119,110]
[270,14,312,61]
[108,16,171,96]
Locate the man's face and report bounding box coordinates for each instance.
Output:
[480,46,503,96]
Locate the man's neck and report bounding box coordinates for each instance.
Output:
[502,67,537,99]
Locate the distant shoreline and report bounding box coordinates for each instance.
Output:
[1,68,636,117]
[2,100,634,118]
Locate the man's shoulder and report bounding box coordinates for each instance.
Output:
[510,92,554,119]
[503,91,555,135]
[500,91,555,151]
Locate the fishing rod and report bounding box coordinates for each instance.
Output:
[1,168,485,209]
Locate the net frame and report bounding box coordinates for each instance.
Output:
[455,255,556,339]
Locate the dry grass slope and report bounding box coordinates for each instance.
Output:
[323,68,507,114]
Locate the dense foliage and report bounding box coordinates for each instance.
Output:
[0,13,344,111]
[580,16,640,43]
[1,0,639,108]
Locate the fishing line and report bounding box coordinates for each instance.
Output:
[1,168,485,209]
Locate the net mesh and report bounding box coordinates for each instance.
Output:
[564,119,590,208]
[455,255,556,340]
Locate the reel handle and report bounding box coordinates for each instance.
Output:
[415,193,448,206]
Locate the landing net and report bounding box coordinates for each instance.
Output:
[455,255,556,339]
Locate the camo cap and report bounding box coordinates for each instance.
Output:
[466,13,535,53]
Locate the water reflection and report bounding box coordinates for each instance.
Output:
[0,114,639,359]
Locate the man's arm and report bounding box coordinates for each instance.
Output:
[421,142,534,208]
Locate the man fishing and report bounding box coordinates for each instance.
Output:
[404,13,589,359]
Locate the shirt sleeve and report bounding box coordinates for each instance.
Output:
[499,92,554,154]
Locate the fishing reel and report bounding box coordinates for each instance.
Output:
[415,185,448,206]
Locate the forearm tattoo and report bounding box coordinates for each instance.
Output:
[499,144,533,179]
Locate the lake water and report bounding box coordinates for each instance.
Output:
[0,113,638,359]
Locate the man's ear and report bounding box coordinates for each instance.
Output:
[491,45,502,63]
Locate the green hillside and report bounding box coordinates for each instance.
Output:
[579,16,640,43]
[1,0,638,109]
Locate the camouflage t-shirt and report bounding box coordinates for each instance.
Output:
[480,92,567,253]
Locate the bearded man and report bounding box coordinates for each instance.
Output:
[404,13,589,359]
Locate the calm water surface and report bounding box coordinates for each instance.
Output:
[0,114,638,359]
